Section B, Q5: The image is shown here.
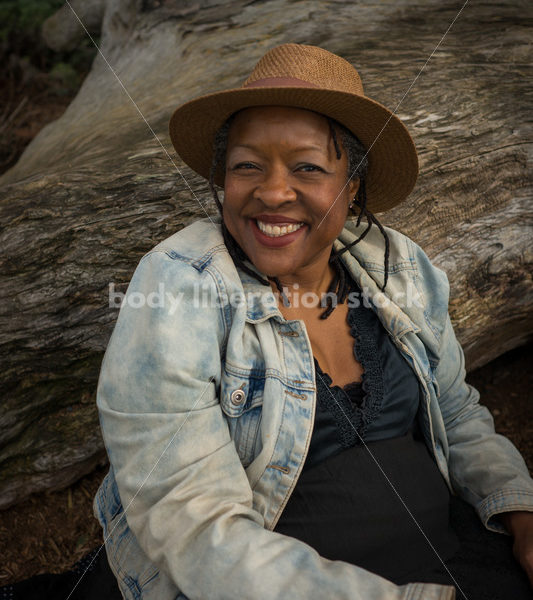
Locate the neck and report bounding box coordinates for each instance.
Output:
[268,251,337,309]
[272,265,334,296]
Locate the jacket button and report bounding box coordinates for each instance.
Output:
[230,389,246,406]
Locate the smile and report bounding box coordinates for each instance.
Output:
[256,220,304,237]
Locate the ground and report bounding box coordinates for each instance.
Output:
[0,28,532,587]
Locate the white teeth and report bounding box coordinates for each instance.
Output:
[256,220,304,237]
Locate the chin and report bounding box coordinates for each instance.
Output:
[248,254,293,278]
[252,262,285,280]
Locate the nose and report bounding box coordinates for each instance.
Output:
[254,166,297,208]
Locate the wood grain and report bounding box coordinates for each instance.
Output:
[0,0,531,507]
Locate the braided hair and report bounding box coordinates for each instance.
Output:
[208,113,390,319]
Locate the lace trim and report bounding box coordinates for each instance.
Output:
[347,299,385,427]
[314,294,385,446]
[314,363,362,447]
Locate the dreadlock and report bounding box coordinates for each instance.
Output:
[208,112,391,318]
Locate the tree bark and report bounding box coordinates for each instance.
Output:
[0,0,531,508]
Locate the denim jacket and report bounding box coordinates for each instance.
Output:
[94,218,533,600]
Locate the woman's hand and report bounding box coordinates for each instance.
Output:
[500,510,533,587]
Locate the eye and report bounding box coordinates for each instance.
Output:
[231,162,258,170]
[297,164,325,173]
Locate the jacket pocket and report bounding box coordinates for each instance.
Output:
[220,367,265,467]
[94,469,161,600]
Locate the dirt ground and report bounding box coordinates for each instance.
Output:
[1,43,532,588]
[0,342,531,585]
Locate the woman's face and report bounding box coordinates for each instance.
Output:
[223,106,359,283]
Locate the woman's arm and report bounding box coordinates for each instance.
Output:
[500,511,533,586]
[404,235,533,532]
[432,305,533,591]
[434,312,533,528]
[402,235,533,587]
[97,248,454,600]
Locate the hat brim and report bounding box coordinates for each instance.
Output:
[169,87,418,213]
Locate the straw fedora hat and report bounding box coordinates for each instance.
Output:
[169,43,418,213]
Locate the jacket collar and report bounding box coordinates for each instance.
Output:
[164,218,421,337]
[335,225,421,338]
[236,222,421,338]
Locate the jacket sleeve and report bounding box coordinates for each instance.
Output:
[434,313,533,531]
[407,241,533,533]
[97,249,455,600]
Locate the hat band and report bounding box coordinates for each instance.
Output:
[243,76,319,89]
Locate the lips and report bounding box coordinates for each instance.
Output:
[256,220,304,237]
[250,218,306,248]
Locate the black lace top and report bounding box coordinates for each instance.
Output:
[274,280,459,581]
[304,280,421,470]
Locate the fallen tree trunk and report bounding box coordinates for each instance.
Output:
[0,0,531,508]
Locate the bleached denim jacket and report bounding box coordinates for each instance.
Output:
[94,217,533,600]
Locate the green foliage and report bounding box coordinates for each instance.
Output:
[0,0,64,43]
[0,0,97,83]
[49,61,81,94]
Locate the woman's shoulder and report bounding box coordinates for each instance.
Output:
[147,217,226,265]
[340,220,451,350]
[341,220,423,264]
[340,220,449,290]
[126,218,244,303]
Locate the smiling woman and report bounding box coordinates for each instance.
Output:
[223,107,358,289]
[93,44,533,600]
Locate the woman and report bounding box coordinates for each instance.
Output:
[94,44,533,599]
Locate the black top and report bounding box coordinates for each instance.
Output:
[305,283,421,470]
[274,279,459,580]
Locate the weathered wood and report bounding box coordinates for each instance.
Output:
[0,0,531,508]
